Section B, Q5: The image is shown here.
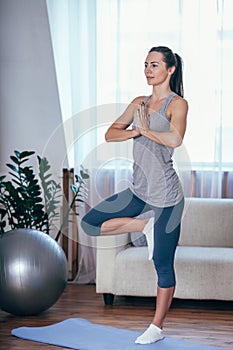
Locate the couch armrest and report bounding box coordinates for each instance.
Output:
[96,233,130,294]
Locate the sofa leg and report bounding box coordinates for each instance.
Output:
[103,293,114,305]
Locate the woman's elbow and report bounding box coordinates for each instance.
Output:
[169,135,183,148]
[105,126,118,142]
[105,131,111,142]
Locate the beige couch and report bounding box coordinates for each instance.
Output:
[96,197,233,304]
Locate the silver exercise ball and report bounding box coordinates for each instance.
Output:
[0,228,68,316]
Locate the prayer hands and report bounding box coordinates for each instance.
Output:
[135,102,150,134]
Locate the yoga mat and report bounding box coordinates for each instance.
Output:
[12,318,229,350]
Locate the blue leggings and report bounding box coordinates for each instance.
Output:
[81,188,184,288]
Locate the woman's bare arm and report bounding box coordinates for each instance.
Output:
[105,97,144,142]
[137,97,188,148]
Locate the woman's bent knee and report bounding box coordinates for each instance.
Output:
[81,212,101,236]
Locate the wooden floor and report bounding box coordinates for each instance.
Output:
[1,284,233,349]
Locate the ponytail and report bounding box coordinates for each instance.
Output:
[170,53,184,98]
[148,47,184,97]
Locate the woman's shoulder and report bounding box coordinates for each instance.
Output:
[167,94,188,120]
[171,94,188,109]
[131,95,148,105]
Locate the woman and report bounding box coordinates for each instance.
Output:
[81,46,188,344]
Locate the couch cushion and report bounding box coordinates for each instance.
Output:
[113,245,233,300]
[130,198,233,248]
[179,198,233,247]
[175,246,233,300]
[114,247,157,296]
[130,231,147,247]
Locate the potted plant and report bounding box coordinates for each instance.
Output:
[0,150,89,240]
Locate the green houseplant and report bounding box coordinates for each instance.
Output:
[0,150,89,240]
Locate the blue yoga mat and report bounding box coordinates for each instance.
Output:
[12,318,229,350]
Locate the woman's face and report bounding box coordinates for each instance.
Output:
[144,51,173,86]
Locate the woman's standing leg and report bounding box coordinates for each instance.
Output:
[135,199,184,344]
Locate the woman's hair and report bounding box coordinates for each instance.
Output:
[148,46,184,97]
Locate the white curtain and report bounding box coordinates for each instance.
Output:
[46,0,233,283]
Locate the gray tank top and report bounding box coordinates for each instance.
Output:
[131,92,183,207]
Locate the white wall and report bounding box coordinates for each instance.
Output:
[0,0,67,177]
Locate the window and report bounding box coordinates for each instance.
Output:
[47,0,233,197]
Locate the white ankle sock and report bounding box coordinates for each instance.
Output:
[135,324,164,344]
[143,217,154,260]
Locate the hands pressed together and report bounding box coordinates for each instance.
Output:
[134,102,150,136]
